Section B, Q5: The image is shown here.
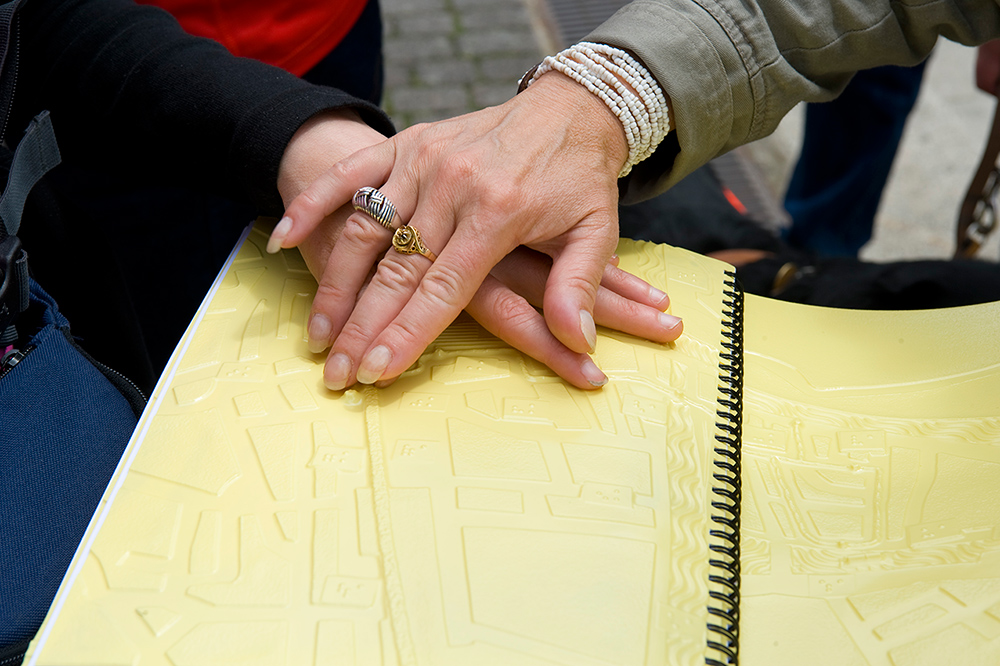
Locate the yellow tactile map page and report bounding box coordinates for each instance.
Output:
[30,222,733,666]
[29,220,1000,666]
[740,295,1000,665]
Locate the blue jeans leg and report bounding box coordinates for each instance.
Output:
[783,61,928,257]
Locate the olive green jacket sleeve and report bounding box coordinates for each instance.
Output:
[586,0,1000,202]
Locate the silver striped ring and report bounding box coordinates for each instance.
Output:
[352,186,400,230]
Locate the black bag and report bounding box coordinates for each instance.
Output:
[0,4,146,663]
[619,162,1000,309]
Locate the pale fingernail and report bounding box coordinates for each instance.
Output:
[581,357,608,387]
[609,253,620,266]
[324,352,352,391]
[659,312,683,331]
[356,345,391,385]
[308,314,332,353]
[648,285,668,306]
[580,310,597,353]
[266,216,292,254]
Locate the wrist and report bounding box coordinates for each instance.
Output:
[519,42,672,178]
[520,71,631,178]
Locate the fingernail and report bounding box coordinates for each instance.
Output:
[324,352,352,391]
[609,253,620,266]
[356,345,391,385]
[659,312,683,332]
[580,310,597,353]
[648,285,669,307]
[307,314,333,353]
[266,216,292,254]
[581,357,608,387]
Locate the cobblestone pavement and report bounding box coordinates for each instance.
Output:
[379,0,1000,261]
[380,0,546,129]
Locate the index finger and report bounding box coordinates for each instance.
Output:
[267,140,397,253]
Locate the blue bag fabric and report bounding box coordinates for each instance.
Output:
[0,280,144,662]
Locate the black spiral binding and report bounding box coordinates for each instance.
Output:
[706,270,743,666]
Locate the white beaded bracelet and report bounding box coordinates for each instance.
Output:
[518,42,671,178]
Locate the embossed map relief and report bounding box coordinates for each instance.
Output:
[738,297,1000,665]
[28,221,1000,665]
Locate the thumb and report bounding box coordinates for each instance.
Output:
[540,217,619,355]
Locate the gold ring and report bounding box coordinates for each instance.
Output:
[392,225,438,262]
[352,186,401,230]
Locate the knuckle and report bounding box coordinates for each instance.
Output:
[490,300,556,363]
[417,262,467,308]
[605,296,643,320]
[372,256,421,293]
[298,162,353,214]
[336,317,370,344]
[297,187,327,214]
[399,121,429,137]
[314,279,354,305]
[494,297,536,336]
[327,159,354,182]
[437,151,480,186]
[417,120,454,145]
[413,131,449,167]
[342,215,386,246]
[478,178,518,213]
[386,317,425,349]
[561,272,601,301]
[600,264,628,288]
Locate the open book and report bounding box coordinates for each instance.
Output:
[28,220,1000,665]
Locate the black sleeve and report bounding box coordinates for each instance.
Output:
[9,0,395,215]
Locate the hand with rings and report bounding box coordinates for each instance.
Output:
[294,191,680,390]
[353,186,439,260]
[271,73,683,390]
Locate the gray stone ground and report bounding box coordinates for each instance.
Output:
[380,0,544,128]
[380,0,1000,262]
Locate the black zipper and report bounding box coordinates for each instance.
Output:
[0,637,29,665]
[0,18,17,142]
[0,329,147,415]
[89,353,147,411]
[61,328,147,418]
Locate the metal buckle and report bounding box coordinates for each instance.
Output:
[967,167,1000,252]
